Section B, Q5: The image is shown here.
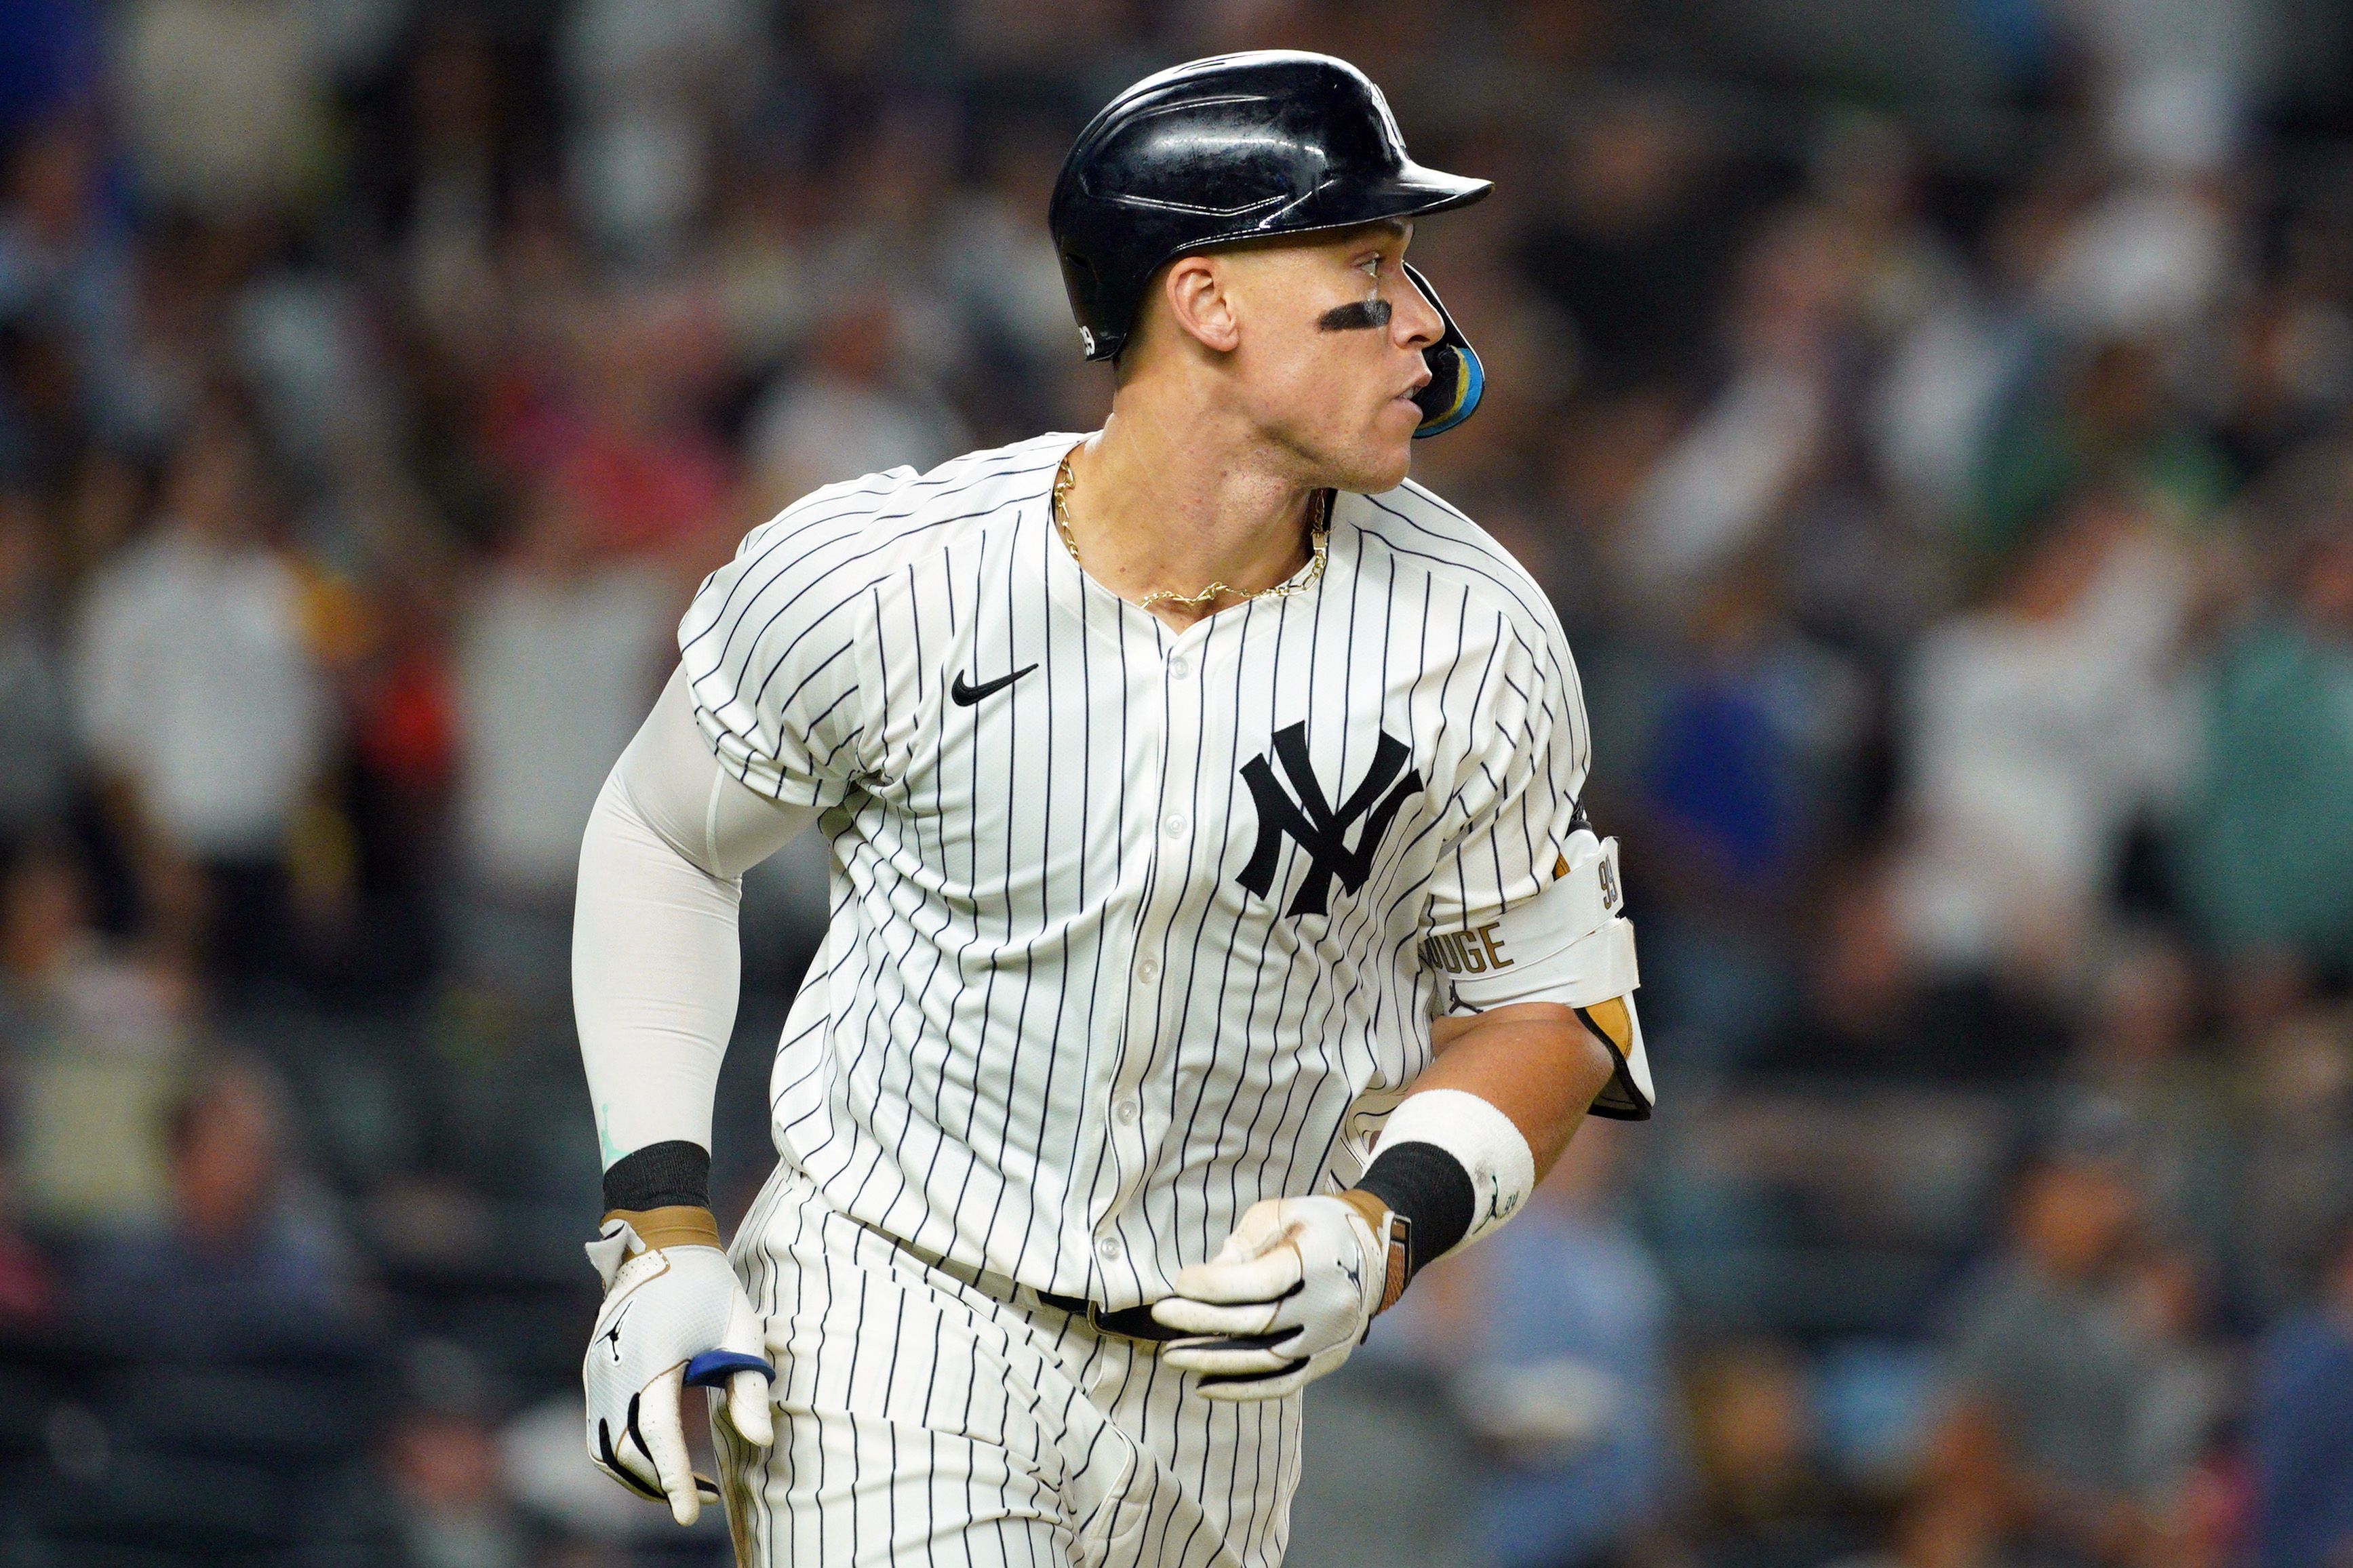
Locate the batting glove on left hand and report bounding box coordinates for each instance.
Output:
[1151,1194,1396,1401]
[582,1209,774,1525]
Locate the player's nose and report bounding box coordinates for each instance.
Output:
[1391,277,1444,353]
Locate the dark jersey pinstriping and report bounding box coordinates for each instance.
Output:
[680,433,1589,1310]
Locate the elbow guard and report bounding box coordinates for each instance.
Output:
[1421,827,1655,1120]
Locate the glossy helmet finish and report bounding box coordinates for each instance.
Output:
[1048,50,1490,437]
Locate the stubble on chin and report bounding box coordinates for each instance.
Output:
[1326,449,1410,495]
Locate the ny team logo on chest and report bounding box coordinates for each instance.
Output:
[1236,722,1423,918]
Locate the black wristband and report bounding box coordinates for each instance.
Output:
[1354,1140,1475,1282]
[601,1140,712,1215]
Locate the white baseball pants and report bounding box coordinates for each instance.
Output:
[717,1164,1304,1568]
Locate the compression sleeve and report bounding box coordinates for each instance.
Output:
[574,666,820,1167]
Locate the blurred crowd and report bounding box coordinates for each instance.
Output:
[1,1,2352,1566]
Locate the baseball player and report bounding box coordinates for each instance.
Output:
[571,49,1654,1568]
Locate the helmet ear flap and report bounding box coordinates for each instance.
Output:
[1404,262,1483,438]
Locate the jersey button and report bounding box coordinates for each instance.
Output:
[1164,812,1187,837]
[1114,1098,1139,1124]
[1095,1233,1121,1261]
[1167,656,1190,679]
[1136,959,1159,984]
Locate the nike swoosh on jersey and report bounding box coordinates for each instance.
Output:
[951,664,1037,706]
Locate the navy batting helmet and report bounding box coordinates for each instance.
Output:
[1048,51,1490,437]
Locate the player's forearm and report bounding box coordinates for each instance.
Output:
[1340,1005,1613,1304]
[574,668,823,1188]
[574,765,745,1165]
[1414,1002,1615,1178]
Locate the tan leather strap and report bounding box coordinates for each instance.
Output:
[1578,994,1636,1056]
[1337,1189,1411,1315]
[604,1204,722,1251]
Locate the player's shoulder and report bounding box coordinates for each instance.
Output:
[722,433,1072,595]
[1340,478,1568,656]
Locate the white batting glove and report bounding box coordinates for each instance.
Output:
[582,1210,774,1525]
[1151,1194,1394,1401]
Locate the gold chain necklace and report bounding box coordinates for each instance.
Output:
[1051,449,1330,614]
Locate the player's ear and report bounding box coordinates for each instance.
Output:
[1162,254,1242,355]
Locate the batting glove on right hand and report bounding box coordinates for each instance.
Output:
[582,1209,774,1525]
[1151,1193,1393,1401]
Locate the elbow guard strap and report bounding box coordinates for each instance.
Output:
[1425,826,1655,1120]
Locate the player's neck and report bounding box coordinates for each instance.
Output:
[1063,405,1322,634]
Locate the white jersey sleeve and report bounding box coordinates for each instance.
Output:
[1407,554,1655,1118]
[1417,595,1590,942]
[676,480,894,808]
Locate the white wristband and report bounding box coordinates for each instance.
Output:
[1377,1088,1536,1255]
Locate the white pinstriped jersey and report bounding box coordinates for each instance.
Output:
[679,431,1591,1311]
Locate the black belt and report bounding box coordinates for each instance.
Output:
[1035,1289,1187,1343]
[854,1211,1185,1345]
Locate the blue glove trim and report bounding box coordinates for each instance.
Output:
[685,1349,774,1386]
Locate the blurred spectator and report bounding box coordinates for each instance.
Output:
[1916,1152,2202,1568]
[43,1056,385,1564]
[2219,200,2353,471]
[1514,92,1741,395]
[0,1162,54,1324]
[1751,858,2072,1081]
[395,21,505,364]
[0,487,73,837]
[68,399,336,993]
[1447,1123,1685,1568]
[2234,1003,2353,1321]
[111,0,340,221]
[454,481,668,997]
[2118,1245,2234,1547]
[75,1053,367,1355]
[2251,1219,2353,1568]
[1973,339,2234,561]
[557,0,768,260]
[2055,936,2239,1283]
[1686,1343,1858,1568]
[1618,207,1855,598]
[386,1338,526,1568]
[937,121,1094,372]
[482,273,736,567]
[1868,200,2044,531]
[1621,561,1870,1064]
[0,116,134,430]
[1635,567,1867,901]
[81,222,212,458]
[1891,488,2194,995]
[3,839,187,1230]
[2178,468,2353,970]
[745,289,970,510]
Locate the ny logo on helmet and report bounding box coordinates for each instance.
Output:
[1237,723,1422,918]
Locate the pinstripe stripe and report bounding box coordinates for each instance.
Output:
[687,433,1589,1308]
